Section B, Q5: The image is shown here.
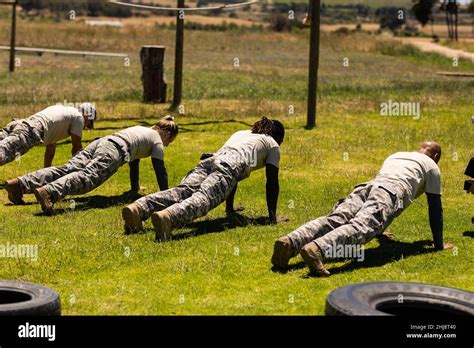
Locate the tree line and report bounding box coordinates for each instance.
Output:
[18,0,132,17]
[413,0,473,41]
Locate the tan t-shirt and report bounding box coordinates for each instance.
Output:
[32,105,84,145]
[114,126,164,162]
[217,130,280,179]
[375,151,441,209]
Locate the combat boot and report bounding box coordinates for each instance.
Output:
[271,236,298,269]
[152,210,173,242]
[122,203,144,235]
[33,187,55,216]
[4,178,25,205]
[300,242,330,277]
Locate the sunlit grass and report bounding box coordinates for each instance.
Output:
[0,18,472,315]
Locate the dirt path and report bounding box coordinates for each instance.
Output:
[398,37,474,62]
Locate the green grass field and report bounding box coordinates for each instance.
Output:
[0,19,473,315]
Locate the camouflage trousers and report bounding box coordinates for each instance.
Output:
[287,181,403,257]
[0,120,44,166]
[135,152,246,225]
[18,137,127,202]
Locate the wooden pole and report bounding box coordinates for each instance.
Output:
[171,0,185,110]
[9,0,17,73]
[454,0,458,42]
[140,46,167,103]
[306,0,320,129]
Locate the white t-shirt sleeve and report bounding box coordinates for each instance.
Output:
[70,116,84,138]
[424,167,441,195]
[266,146,280,168]
[151,142,165,161]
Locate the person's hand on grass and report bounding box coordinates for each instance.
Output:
[441,243,455,250]
[226,205,245,214]
[378,231,395,239]
[431,242,455,251]
[125,188,145,199]
[269,216,289,225]
[467,180,474,194]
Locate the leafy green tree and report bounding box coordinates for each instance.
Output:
[412,0,436,37]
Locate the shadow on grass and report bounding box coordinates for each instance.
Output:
[93,120,154,132]
[327,239,434,276]
[2,201,36,207]
[93,119,253,133]
[463,231,474,238]
[179,119,253,128]
[272,238,435,277]
[154,212,270,242]
[34,191,143,216]
[271,262,307,274]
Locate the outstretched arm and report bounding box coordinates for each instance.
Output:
[152,158,169,191]
[71,134,82,156]
[426,193,453,251]
[226,184,244,213]
[266,164,287,224]
[129,159,140,192]
[44,143,56,167]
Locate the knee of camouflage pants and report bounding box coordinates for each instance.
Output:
[314,186,398,258]
[167,163,240,226]
[44,141,123,202]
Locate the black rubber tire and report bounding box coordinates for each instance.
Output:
[0,280,61,316]
[325,281,474,316]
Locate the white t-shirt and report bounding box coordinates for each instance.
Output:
[375,151,441,209]
[114,126,164,162]
[31,105,84,145]
[217,130,280,179]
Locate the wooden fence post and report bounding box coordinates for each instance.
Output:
[9,0,17,73]
[306,0,320,129]
[171,0,185,110]
[140,45,167,103]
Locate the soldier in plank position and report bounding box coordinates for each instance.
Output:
[0,103,95,167]
[122,117,288,240]
[272,142,455,276]
[4,116,178,214]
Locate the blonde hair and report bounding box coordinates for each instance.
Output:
[153,116,179,137]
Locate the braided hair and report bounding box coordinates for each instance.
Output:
[251,116,285,145]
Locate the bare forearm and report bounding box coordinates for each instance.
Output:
[427,194,443,250]
[152,158,169,191]
[129,160,140,191]
[44,149,55,167]
[265,164,280,223]
[266,182,279,222]
[72,147,82,157]
[71,135,82,157]
[429,208,443,250]
[226,185,238,212]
